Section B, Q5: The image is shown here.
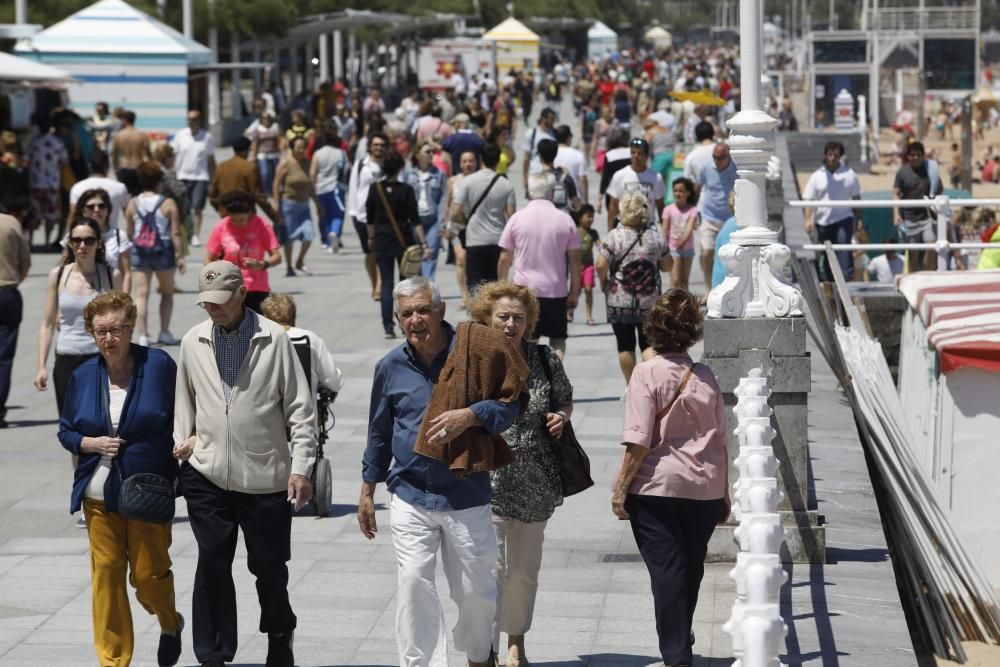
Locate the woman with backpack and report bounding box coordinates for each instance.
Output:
[123,161,185,347]
[596,191,671,387]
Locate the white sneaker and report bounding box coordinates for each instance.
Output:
[190,234,201,247]
[138,335,150,347]
[323,245,333,254]
[328,232,340,253]
[157,331,179,346]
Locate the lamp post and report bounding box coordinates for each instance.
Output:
[707,0,803,319]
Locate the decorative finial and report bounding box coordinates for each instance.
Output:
[506,1,514,18]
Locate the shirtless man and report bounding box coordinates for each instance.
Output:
[111,110,151,197]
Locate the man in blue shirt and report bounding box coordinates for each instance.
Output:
[359,277,519,667]
[697,143,737,296]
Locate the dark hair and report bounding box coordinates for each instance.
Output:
[482,143,501,169]
[231,136,252,153]
[540,107,556,119]
[554,125,572,144]
[65,216,107,266]
[123,110,136,125]
[644,288,704,354]
[574,203,595,226]
[322,120,340,146]
[671,177,698,205]
[537,138,558,164]
[136,160,163,190]
[383,150,405,178]
[220,190,254,214]
[75,188,113,222]
[629,137,650,155]
[695,121,715,142]
[823,141,845,157]
[368,131,389,147]
[607,126,630,149]
[907,141,926,155]
[89,151,110,175]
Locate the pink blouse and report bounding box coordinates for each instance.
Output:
[618,353,728,500]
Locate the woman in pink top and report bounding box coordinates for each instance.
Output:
[204,190,281,313]
[611,289,730,667]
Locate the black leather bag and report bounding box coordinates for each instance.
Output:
[537,345,594,497]
[117,470,175,524]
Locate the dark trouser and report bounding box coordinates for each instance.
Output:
[375,247,403,330]
[0,287,22,420]
[244,291,270,314]
[816,217,855,282]
[180,464,296,664]
[464,244,501,294]
[53,352,98,417]
[626,494,724,666]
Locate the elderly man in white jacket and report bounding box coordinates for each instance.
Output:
[172,260,315,667]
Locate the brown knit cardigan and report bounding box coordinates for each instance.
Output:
[414,321,530,475]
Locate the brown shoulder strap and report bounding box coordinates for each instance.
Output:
[374,181,407,247]
[655,365,695,422]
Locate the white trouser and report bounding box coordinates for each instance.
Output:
[390,494,498,666]
[492,517,547,650]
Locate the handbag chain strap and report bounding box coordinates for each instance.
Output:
[374,181,408,248]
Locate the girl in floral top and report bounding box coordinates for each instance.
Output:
[469,281,574,667]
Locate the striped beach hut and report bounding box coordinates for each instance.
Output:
[15,0,211,138]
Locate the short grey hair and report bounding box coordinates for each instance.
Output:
[527,172,555,201]
[393,277,442,313]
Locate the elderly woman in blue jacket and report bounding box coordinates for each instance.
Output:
[57,290,183,667]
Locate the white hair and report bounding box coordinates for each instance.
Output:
[527,172,555,201]
[393,277,442,313]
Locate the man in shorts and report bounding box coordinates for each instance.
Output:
[893,141,942,272]
[606,138,665,231]
[170,109,216,247]
[696,143,737,294]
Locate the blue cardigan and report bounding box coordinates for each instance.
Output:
[58,345,178,514]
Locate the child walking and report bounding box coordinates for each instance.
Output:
[661,177,700,291]
[571,204,601,325]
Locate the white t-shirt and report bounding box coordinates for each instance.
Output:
[523,126,555,176]
[866,254,904,283]
[70,177,130,229]
[85,386,127,501]
[554,145,587,197]
[801,164,862,226]
[607,166,666,225]
[170,127,215,181]
[683,142,715,180]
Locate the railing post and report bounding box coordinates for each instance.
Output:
[935,194,951,272]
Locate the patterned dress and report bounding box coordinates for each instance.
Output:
[490,343,573,523]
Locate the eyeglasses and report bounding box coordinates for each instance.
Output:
[187,116,201,123]
[84,203,108,211]
[93,325,130,339]
[712,154,728,161]
[69,236,98,246]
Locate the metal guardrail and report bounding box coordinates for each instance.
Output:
[788,196,1000,271]
[864,7,978,32]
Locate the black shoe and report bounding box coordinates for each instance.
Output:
[157,613,184,666]
[0,418,7,428]
[265,630,294,667]
[201,662,225,667]
[383,327,396,339]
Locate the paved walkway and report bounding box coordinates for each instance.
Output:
[0,104,915,666]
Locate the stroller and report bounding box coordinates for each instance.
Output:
[290,335,336,517]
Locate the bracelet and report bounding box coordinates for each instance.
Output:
[555,410,567,422]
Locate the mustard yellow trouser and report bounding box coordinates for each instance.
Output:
[83,499,180,667]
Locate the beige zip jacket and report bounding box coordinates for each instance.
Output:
[174,312,316,493]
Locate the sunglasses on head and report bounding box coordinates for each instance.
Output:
[69,236,98,247]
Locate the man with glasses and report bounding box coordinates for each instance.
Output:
[172,261,315,667]
[170,110,216,247]
[605,137,666,231]
[347,132,388,300]
[696,143,738,292]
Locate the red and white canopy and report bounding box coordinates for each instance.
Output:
[897,271,1000,374]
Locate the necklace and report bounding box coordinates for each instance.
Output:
[72,263,101,293]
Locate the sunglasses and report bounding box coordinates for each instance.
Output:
[69,236,98,246]
[84,202,108,211]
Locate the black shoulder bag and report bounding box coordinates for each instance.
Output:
[461,173,503,230]
[103,377,176,523]
[537,344,594,497]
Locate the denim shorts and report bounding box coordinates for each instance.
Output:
[131,242,176,272]
[182,179,209,211]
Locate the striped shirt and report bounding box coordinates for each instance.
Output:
[212,309,255,404]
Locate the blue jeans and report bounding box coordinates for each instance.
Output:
[317,188,345,245]
[816,217,854,282]
[420,215,442,280]
[257,157,280,195]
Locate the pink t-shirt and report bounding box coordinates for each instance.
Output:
[498,199,582,298]
[661,202,699,253]
[205,214,279,293]
[618,354,728,500]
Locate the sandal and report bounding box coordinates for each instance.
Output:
[505,657,530,667]
[586,318,597,326]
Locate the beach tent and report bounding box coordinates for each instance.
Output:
[482,17,540,74]
[644,26,672,50]
[0,52,76,88]
[587,22,617,62]
[15,0,211,137]
[896,271,1000,586]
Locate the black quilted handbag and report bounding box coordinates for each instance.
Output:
[117,470,176,524]
[536,345,594,497]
